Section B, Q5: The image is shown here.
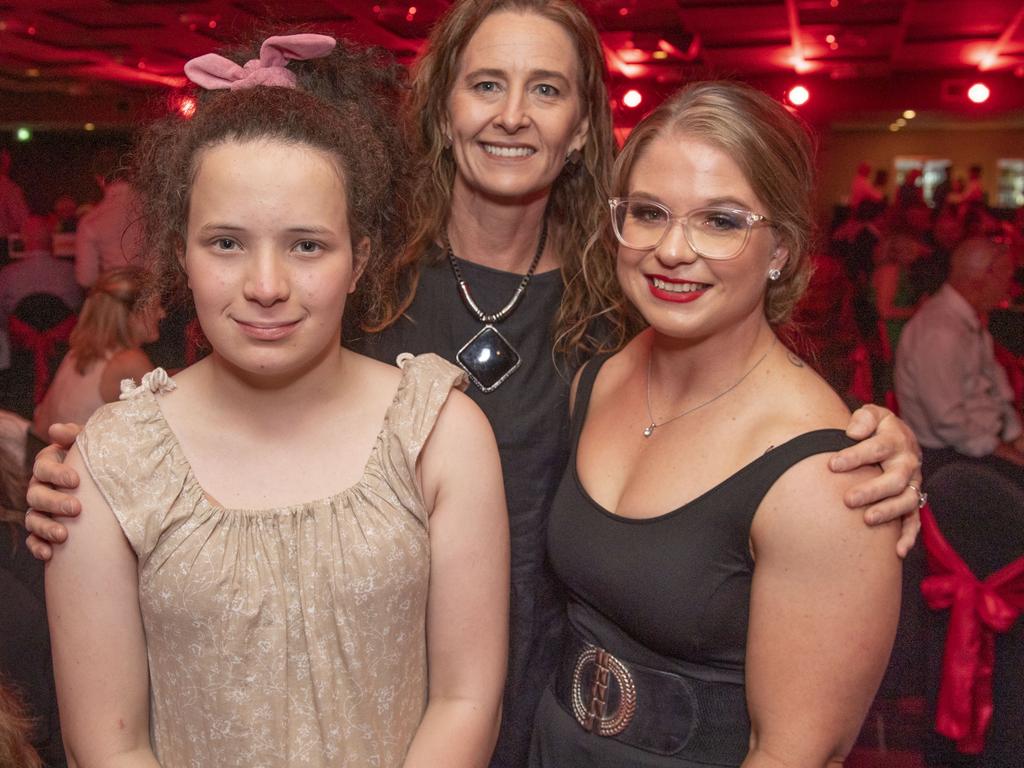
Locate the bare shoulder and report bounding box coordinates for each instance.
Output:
[104,347,154,380]
[751,347,896,548]
[345,348,405,387]
[99,348,157,403]
[576,335,645,408]
[753,451,896,565]
[431,385,491,447]
[750,344,854,442]
[419,375,500,515]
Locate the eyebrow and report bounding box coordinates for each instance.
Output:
[463,67,572,85]
[627,192,757,211]
[197,224,337,236]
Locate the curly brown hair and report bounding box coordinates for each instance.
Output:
[0,682,41,768]
[131,36,411,332]
[377,0,617,362]
[574,80,818,348]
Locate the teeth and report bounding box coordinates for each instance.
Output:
[483,144,535,158]
[652,277,706,293]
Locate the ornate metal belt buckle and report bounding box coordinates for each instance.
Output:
[571,644,638,736]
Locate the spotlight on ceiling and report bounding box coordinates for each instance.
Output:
[967,82,991,104]
[178,96,198,119]
[15,127,31,142]
[787,85,810,106]
[622,89,643,109]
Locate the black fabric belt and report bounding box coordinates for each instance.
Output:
[552,623,750,763]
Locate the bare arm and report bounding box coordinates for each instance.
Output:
[25,423,82,560]
[743,456,900,767]
[830,405,922,556]
[402,391,509,768]
[46,444,158,767]
[99,349,155,404]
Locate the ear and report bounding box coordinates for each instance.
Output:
[769,243,789,275]
[570,114,590,154]
[176,247,191,289]
[440,112,453,147]
[349,236,371,294]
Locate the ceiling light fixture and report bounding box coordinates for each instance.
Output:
[787,85,810,106]
[967,82,990,104]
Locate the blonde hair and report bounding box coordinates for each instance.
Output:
[0,444,26,529]
[572,81,818,348]
[383,0,617,362]
[69,266,146,374]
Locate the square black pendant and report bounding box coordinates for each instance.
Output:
[455,324,521,393]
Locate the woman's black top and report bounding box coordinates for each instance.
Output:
[349,252,571,768]
[530,354,854,767]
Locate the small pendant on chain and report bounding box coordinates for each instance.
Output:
[643,424,655,438]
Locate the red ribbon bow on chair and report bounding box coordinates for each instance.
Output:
[920,506,1024,754]
[7,315,77,404]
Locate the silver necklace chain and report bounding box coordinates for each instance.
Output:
[643,336,778,438]
[445,219,548,324]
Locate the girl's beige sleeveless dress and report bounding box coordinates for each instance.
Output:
[76,354,466,767]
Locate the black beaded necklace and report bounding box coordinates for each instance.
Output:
[445,218,548,392]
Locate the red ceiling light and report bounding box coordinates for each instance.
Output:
[967,82,991,104]
[622,89,643,109]
[619,7,629,16]
[178,95,197,119]
[787,85,810,106]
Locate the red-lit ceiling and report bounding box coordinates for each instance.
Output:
[1,0,1023,130]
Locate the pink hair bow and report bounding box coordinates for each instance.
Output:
[184,34,336,91]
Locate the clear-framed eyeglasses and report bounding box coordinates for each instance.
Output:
[608,197,774,260]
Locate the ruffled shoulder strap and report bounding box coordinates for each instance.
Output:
[369,353,468,526]
[76,370,189,566]
[119,367,176,400]
[391,353,467,448]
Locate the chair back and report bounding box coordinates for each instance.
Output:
[921,462,1024,766]
[5,293,76,411]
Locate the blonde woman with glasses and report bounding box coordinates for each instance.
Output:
[530,80,904,768]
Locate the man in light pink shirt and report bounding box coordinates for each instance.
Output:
[896,237,1023,486]
[74,150,144,288]
[0,149,30,261]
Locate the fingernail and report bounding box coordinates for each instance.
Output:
[831,457,847,471]
[61,501,75,514]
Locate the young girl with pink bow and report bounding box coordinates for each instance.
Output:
[45,34,508,768]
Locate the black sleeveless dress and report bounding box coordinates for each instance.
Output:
[529,355,854,767]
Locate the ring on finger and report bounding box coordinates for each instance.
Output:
[907,481,928,509]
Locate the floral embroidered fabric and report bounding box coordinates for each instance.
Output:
[77,354,466,767]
